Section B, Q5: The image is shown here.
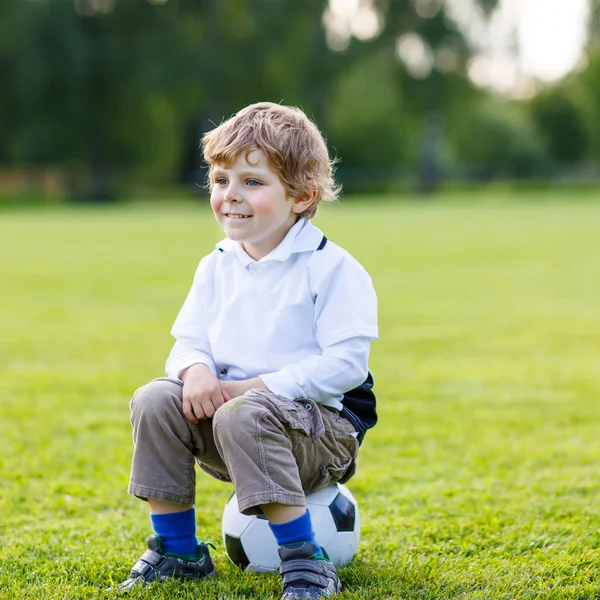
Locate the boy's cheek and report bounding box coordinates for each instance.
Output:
[210,195,223,214]
[248,194,277,215]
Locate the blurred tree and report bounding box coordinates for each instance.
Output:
[521,2,600,167]
[326,51,410,184]
[0,0,192,199]
[573,48,600,160]
[0,0,341,198]
[450,97,548,178]
[1,0,550,200]
[326,0,501,191]
[529,87,589,163]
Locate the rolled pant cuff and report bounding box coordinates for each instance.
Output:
[128,483,195,506]
[237,490,307,516]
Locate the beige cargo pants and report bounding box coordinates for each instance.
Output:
[128,378,359,515]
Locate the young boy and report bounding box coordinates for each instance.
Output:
[120,102,378,599]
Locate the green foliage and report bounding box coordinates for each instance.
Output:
[523,47,600,165]
[573,48,600,160]
[327,52,411,170]
[1,196,600,598]
[0,0,524,196]
[449,98,549,177]
[0,0,196,186]
[529,87,590,163]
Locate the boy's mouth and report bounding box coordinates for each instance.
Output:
[224,213,252,219]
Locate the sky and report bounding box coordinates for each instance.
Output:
[464,0,590,92]
[327,0,590,92]
[512,0,589,81]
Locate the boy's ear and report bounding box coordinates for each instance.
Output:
[291,186,318,214]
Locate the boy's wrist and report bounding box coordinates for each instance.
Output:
[222,377,268,397]
[179,363,214,382]
[246,377,268,392]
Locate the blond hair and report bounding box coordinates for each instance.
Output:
[202,102,340,218]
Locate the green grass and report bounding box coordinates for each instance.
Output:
[1,193,599,599]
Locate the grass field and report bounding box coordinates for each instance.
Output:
[1,193,599,599]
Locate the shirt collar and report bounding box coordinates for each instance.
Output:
[215,219,324,268]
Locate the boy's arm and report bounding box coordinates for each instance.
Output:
[165,257,217,380]
[220,340,370,400]
[165,256,232,421]
[260,253,378,402]
[221,376,269,398]
[259,337,372,402]
[166,336,216,381]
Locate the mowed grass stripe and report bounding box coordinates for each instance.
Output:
[0,196,598,599]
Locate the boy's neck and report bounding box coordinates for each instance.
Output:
[240,218,302,261]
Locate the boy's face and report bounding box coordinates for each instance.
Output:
[210,149,312,260]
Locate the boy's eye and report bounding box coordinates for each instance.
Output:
[214,177,228,185]
[246,179,262,186]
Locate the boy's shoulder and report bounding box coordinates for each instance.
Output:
[310,236,362,264]
[306,235,372,280]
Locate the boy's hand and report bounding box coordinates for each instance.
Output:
[180,364,230,423]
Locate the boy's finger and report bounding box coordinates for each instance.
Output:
[193,401,208,420]
[212,392,226,409]
[182,398,199,423]
[200,398,217,419]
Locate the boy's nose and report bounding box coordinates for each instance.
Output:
[224,190,242,203]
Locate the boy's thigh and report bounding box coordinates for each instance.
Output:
[221,390,359,495]
[142,377,231,482]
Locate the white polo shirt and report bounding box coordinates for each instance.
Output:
[165,218,378,409]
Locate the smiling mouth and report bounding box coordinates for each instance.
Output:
[224,213,252,219]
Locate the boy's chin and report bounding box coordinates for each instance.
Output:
[223,230,248,242]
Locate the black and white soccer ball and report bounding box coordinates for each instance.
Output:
[222,483,360,572]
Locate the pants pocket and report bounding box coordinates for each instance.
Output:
[320,456,356,485]
[246,390,325,441]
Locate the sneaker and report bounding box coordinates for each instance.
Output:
[118,534,217,591]
[278,542,341,600]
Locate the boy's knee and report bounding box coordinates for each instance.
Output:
[130,379,181,423]
[213,395,257,435]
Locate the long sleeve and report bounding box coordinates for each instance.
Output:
[260,337,371,402]
[165,257,217,379]
[260,252,378,402]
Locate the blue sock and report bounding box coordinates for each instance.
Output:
[150,508,199,557]
[268,509,322,555]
